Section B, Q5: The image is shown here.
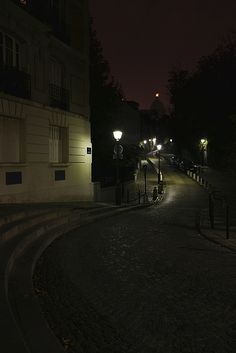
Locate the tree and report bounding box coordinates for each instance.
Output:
[168,36,236,168]
[89,22,123,182]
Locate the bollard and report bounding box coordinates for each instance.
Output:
[152,186,158,201]
[209,193,214,229]
[226,205,229,239]
[126,190,130,204]
[158,182,163,194]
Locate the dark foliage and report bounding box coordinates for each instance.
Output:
[90,22,135,183]
[168,36,236,168]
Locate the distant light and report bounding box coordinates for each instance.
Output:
[148,139,152,142]
[113,130,123,141]
[157,144,162,151]
[200,138,208,149]
[155,92,160,97]
[143,140,147,144]
[170,138,173,143]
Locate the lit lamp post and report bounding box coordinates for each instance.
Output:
[200,138,208,166]
[143,160,148,201]
[157,144,162,184]
[143,140,147,157]
[113,130,123,205]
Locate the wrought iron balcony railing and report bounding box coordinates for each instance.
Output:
[0,65,31,99]
[49,84,69,111]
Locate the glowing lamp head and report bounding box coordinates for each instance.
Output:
[113,130,123,141]
[157,144,162,151]
[200,139,206,144]
[143,140,147,144]
[155,92,160,97]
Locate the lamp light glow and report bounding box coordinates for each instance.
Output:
[113,130,122,141]
[157,144,162,151]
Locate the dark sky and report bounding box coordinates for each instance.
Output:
[89,0,236,109]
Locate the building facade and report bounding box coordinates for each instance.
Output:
[0,0,93,202]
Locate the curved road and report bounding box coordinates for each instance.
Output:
[35,163,236,353]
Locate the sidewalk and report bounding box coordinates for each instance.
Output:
[186,165,236,253]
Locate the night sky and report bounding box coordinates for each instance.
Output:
[89,0,236,109]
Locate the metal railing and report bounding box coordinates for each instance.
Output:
[185,168,236,240]
[49,84,69,111]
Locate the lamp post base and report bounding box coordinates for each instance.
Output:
[115,183,122,205]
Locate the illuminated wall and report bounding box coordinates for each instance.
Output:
[0,0,93,202]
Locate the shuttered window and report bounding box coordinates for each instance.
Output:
[0,32,20,68]
[49,125,67,163]
[0,116,22,163]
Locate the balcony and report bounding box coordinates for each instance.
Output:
[49,84,69,111]
[0,66,31,100]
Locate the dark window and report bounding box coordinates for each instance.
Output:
[15,43,19,69]
[5,36,13,67]
[6,171,22,185]
[51,0,60,17]
[0,32,3,66]
[0,32,20,68]
[87,147,92,154]
[55,170,65,181]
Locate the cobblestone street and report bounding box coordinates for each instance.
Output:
[34,165,236,353]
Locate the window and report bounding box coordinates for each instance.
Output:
[49,125,68,163]
[5,36,13,67]
[50,0,65,22]
[0,32,20,69]
[49,58,69,110]
[0,33,3,66]
[49,57,64,87]
[0,117,22,163]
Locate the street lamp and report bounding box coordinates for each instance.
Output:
[157,144,162,184]
[113,130,123,205]
[142,160,148,202]
[200,138,208,166]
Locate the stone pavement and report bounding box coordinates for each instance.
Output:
[0,164,160,353]
[1,158,236,352]
[33,162,236,353]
